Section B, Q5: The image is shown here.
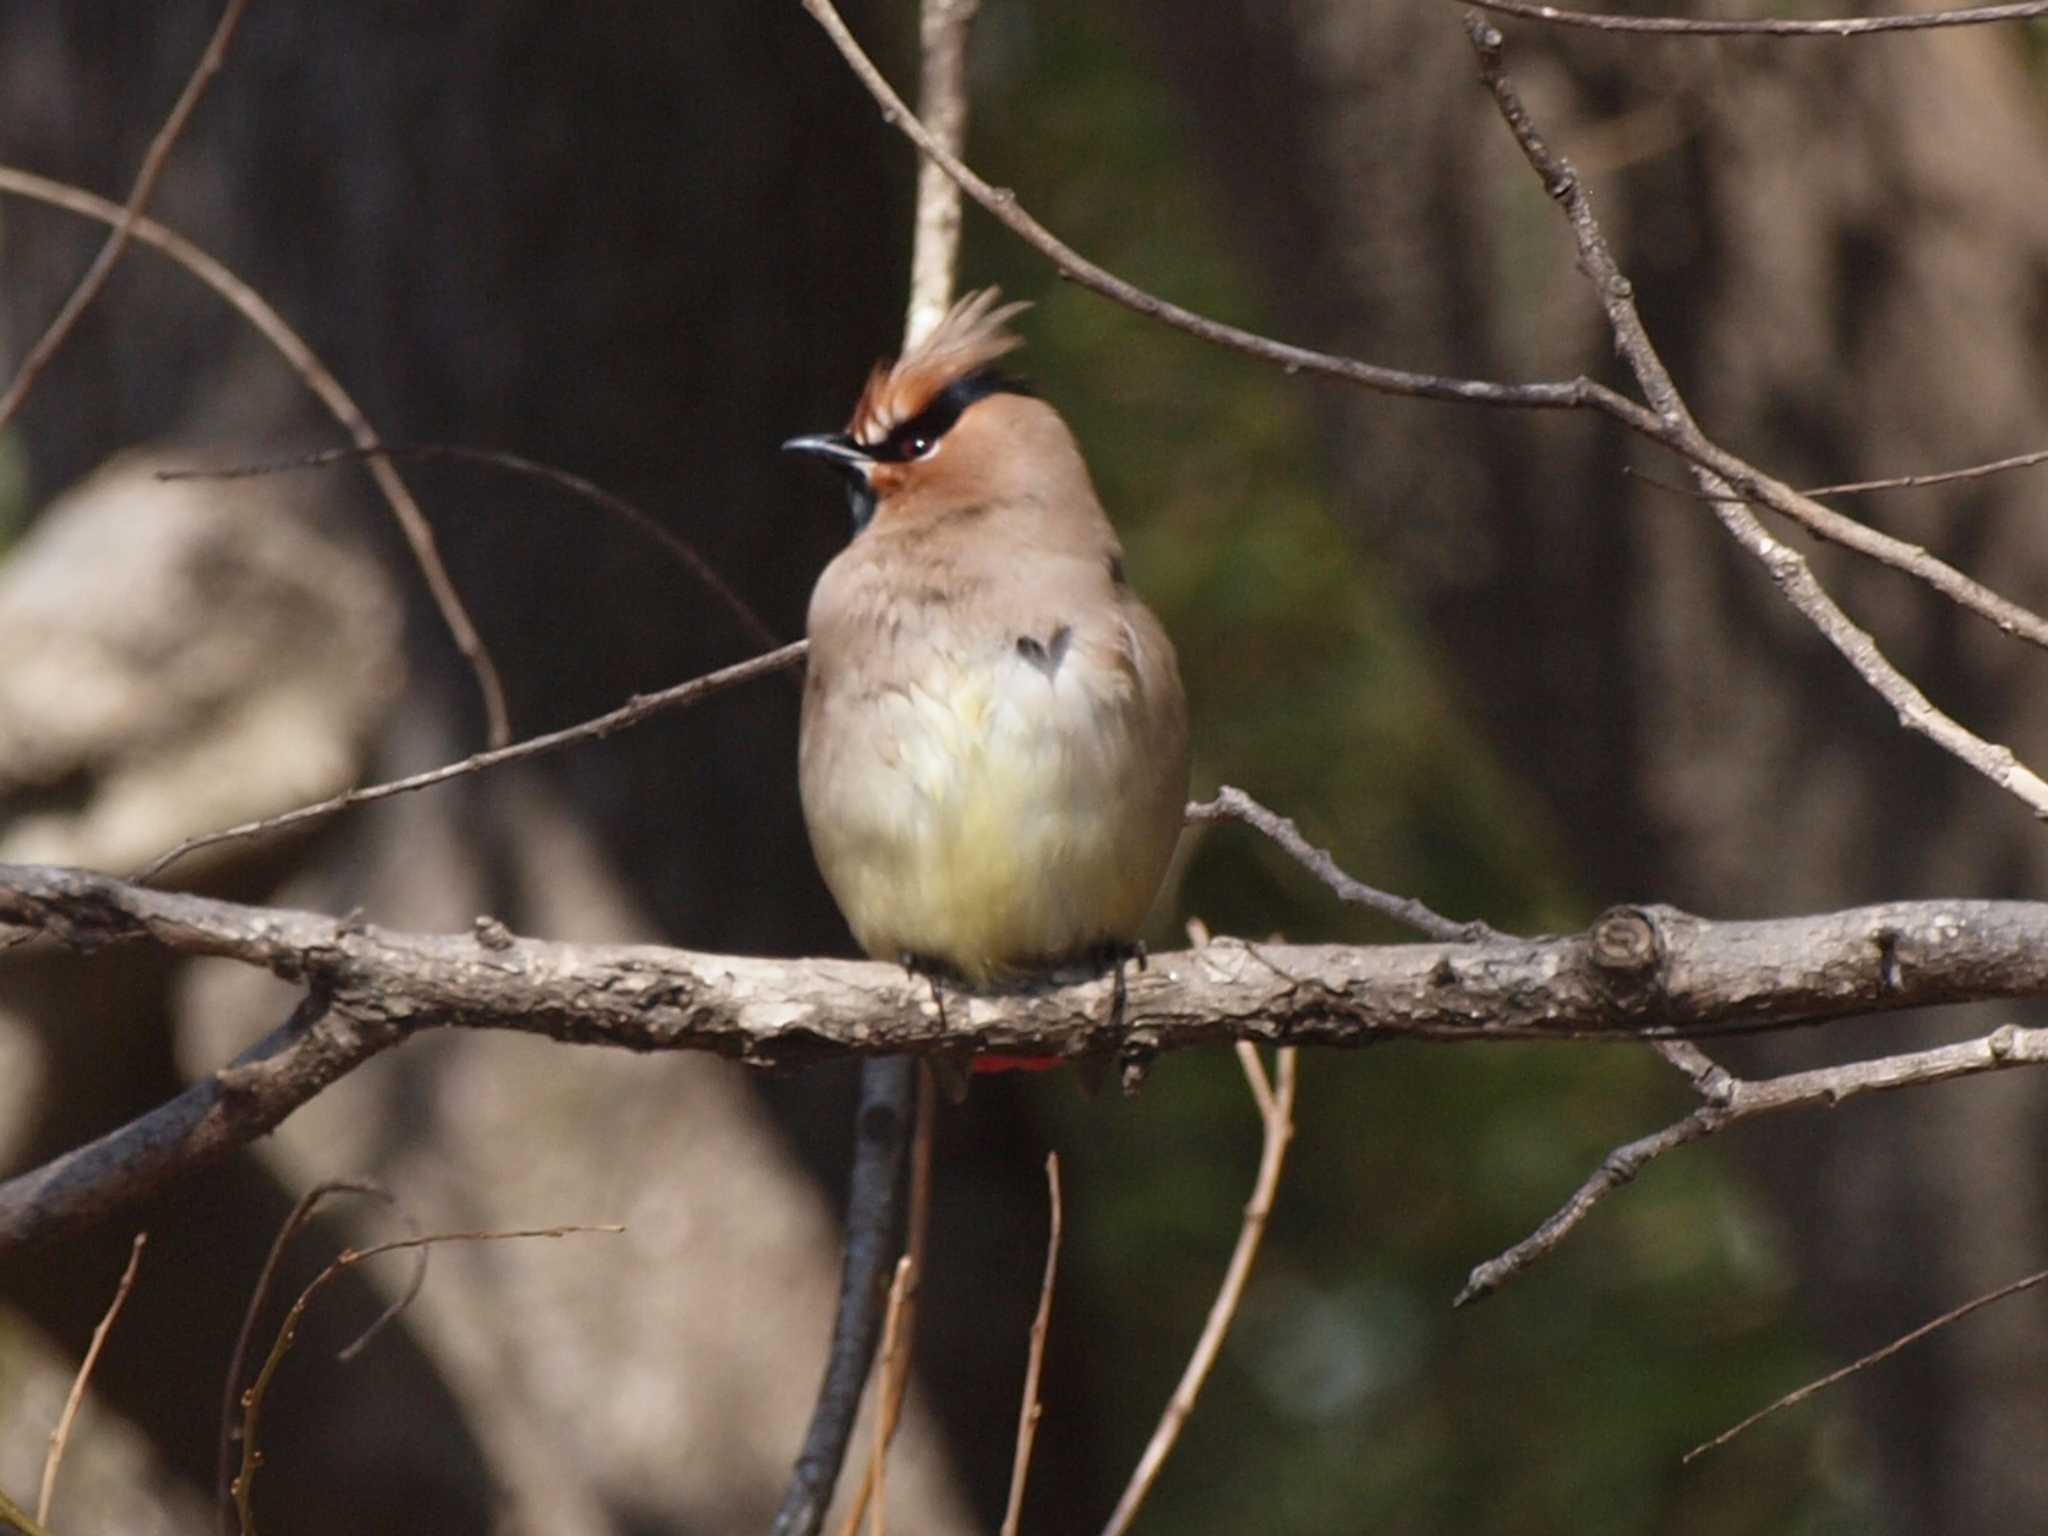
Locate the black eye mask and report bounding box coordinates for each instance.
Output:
[862,368,1034,463]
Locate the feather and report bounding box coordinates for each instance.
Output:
[848,288,1030,448]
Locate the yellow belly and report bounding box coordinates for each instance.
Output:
[802,661,1172,982]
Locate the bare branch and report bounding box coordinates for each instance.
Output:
[39,1231,147,1527]
[0,0,251,432]
[1686,1264,2048,1461]
[1101,1046,1297,1536]
[1458,1021,2048,1303]
[1189,786,1502,943]
[1000,1154,1062,1536]
[135,640,807,883]
[1463,0,2048,37]
[0,164,510,747]
[903,0,979,350]
[1465,16,2048,820]
[11,866,2048,1261]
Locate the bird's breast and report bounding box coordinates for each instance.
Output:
[799,592,1179,982]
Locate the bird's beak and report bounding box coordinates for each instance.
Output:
[781,433,875,475]
[783,432,881,536]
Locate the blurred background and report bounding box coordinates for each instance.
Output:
[4,2,2048,1533]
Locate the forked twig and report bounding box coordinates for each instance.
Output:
[233,1224,621,1535]
[1687,1264,2048,1461]
[1100,1045,1298,1536]
[1000,1154,1063,1536]
[218,1180,419,1531]
[38,1232,147,1527]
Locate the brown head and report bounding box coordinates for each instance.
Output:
[783,289,1101,539]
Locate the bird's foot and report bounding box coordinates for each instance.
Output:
[900,953,972,1102]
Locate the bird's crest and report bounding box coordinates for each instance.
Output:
[848,288,1030,448]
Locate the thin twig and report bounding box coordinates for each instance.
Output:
[38,1231,147,1526]
[1464,0,2048,36]
[865,1256,916,1536]
[0,164,509,748]
[1686,1264,2048,1461]
[1630,450,2048,506]
[161,444,784,658]
[233,1224,621,1535]
[1464,16,2048,821]
[1457,1022,2048,1304]
[1101,1045,1298,1536]
[135,639,806,883]
[1799,449,2048,500]
[1000,1154,1063,1536]
[1187,786,1500,942]
[1612,457,2048,660]
[0,0,251,432]
[218,1180,417,1532]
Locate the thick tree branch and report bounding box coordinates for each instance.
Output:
[10,863,2048,1260]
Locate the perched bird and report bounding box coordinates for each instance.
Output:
[784,289,1189,1047]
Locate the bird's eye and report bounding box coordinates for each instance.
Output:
[906,433,934,458]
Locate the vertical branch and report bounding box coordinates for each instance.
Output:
[1000,1154,1063,1536]
[903,0,980,349]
